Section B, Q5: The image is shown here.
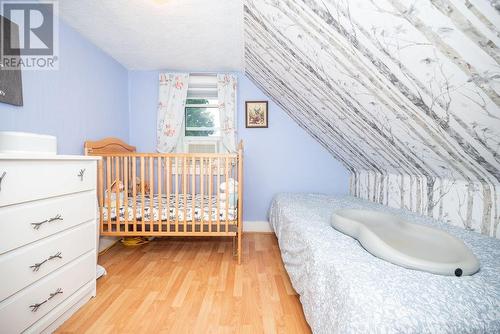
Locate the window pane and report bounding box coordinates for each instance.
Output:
[185,107,218,127]
[185,107,220,136]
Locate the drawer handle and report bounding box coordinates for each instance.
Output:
[29,300,47,312]
[29,288,63,312]
[31,214,63,230]
[0,171,5,191]
[77,168,86,181]
[48,287,63,300]
[30,252,63,272]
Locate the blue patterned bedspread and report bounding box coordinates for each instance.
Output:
[269,193,500,334]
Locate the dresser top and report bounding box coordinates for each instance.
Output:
[0,154,101,161]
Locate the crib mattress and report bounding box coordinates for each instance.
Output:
[270,193,500,334]
[102,194,237,222]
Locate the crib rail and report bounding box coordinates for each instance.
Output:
[95,149,243,237]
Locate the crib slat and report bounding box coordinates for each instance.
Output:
[225,156,229,233]
[106,157,111,232]
[157,157,162,232]
[183,156,187,233]
[115,157,121,232]
[167,157,171,230]
[132,156,137,232]
[140,156,145,233]
[149,157,154,232]
[216,158,221,233]
[149,157,151,232]
[191,156,196,231]
[124,157,129,232]
[98,159,104,233]
[208,158,212,233]
[200,158,205,229]
[175,157,179,233]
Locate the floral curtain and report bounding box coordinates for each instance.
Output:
[217,74,238,152]
[156,73,189,153]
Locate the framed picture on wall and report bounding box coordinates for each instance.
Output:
[0,16,23,106]
[245,101,268,128]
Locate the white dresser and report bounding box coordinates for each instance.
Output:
[0,155,100,333]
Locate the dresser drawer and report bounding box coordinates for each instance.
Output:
[26,281,95,334]
[0,192,96,254]
[0,221,96,302]
[0,160,96,207]
[0,251,95,334]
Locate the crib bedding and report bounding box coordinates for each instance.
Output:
[103,194,237,222]
[269,193,500,334]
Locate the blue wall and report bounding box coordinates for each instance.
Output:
[0,20,129,155]
[128,71,157,152]
[128,71,350,221]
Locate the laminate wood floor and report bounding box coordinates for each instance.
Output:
[57,234,311,333]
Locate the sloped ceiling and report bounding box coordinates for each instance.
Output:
[244,0,500,237]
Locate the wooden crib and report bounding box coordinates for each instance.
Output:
[84,137,244,263]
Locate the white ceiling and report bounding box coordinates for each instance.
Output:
[58,0,244,71]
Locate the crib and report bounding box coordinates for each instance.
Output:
[84,137,244,263]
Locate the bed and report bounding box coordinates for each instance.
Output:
[85,137,243,263]
[269,193,500,333]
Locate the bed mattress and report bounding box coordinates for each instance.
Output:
[102,194,237,222]
[269,193,500,334]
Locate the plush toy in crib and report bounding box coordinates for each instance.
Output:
[130,177,150,195]
[105,178,151,208]
[219,178,238,208]
[105,180,125,207]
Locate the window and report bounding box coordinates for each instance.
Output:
[182,74,221,153]
[185,98,220,137]
[184,75,219,138]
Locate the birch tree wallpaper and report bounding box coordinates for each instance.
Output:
[244,0,500,238]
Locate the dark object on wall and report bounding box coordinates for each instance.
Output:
[245,101,268,128]
[0,15,23,106]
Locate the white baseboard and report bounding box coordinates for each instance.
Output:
[243,220,273,233]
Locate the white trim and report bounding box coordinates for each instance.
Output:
[185,104,219,108]
[184,136,221,141]
[243,220,273,233]
[185,127,219,131]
